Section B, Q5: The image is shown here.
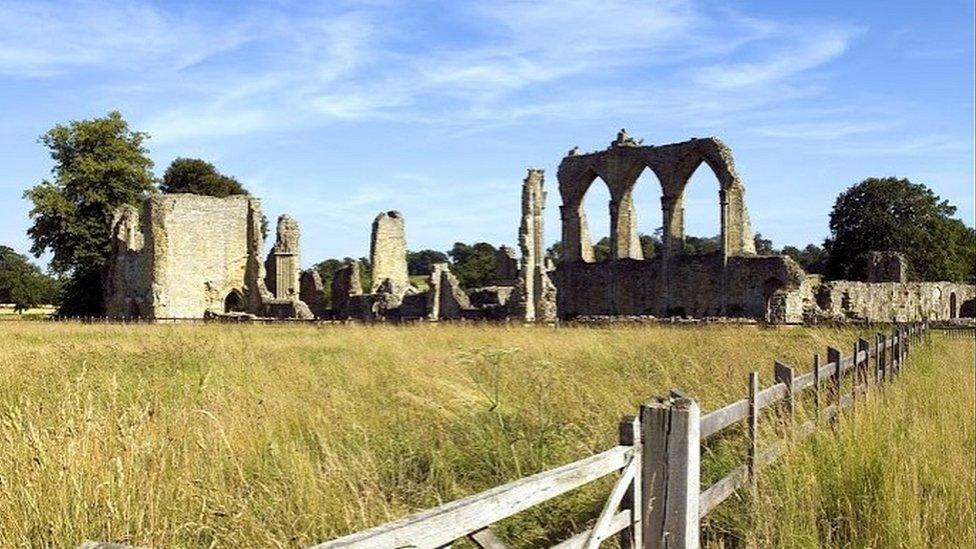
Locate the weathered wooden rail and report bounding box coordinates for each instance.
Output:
[314,323,929,549]
[84,323,934,549]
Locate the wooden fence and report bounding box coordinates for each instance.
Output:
[314,323,929,549]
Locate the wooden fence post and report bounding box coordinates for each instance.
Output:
[857,338,870,394]
[812,353,821,422]
[891,328,899,377]
[641,396,700,549]
[877,332,886,383]
[827,346,841,424]
[774,361,795,427]
[747,372,759,495]
[873,333,882,384]
[618,416,641,549]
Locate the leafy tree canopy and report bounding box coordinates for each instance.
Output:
[448,242,497,289]
[312,257,371,306]
[25,111,155,275]
[824,177,974,282]
[753,233,774,255]
[23,111,155,315]
[407,249,449,276]
[160,157,248,197]
[781,244,827,274]
[0,246,60,312]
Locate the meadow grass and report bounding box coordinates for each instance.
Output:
[734,331,975,548]
[0,321,968,547]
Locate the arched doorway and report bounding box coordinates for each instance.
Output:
[224,289,245,313]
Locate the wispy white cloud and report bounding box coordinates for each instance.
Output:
[0,0,251,76]
[0,0,868,141]
[692,25,862,89]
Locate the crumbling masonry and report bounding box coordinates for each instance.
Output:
[551,131,974,323]
[105,194,311,320]
[104,131,974,323]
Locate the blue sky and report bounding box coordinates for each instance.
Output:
[1,0,973,268]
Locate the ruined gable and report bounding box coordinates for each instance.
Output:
[105,194,268,319]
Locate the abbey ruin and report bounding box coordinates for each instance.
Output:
[104,131,975,323]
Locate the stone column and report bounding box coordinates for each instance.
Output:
[518,169,557,322]
[369,211,409,294]
[560,202,594,263]
[611,191,643,260]
[265,214,301,300]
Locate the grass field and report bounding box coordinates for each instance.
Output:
[0,321,970,547]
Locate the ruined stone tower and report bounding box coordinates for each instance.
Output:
[515,169,557,322]
[369,211,410,294]
[265,215,301,299]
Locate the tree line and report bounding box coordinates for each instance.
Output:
[4,112,974,315]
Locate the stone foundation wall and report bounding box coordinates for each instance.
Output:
[553,254,805,321]
[815,281,976,322]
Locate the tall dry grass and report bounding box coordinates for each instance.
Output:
[735,332,975,548]
[0,321,965,546]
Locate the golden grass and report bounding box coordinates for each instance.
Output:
[738,332,976,548]
[0,321,967,547]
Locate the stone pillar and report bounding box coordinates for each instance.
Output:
[661,194,684,260]
[427,262,471,321]
[560,202,594,263]
[264,215,301,300]
[369,211,410,294]
[331,260,362,319]
[516,169,557,322]
[611,191,643,260]
[724,186,756,255]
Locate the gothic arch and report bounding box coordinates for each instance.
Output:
[559,167,613,263]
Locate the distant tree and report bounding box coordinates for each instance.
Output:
[160,157,247,197]
[448,242,497,289]
[23,111,155,316]
[0,246,60,312]
[407,249,449,276]
[312,257,368,305]
[753,233,775,255]
[640,231,662,258]
[592,237,612,262]
[781,244,827,274]
[824,177,975,282]
[683,234,720,255]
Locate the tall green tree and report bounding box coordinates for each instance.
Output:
[160,157,247,197]
[824,177,974,282]
[24,111,155,315]
[0,246,60,312]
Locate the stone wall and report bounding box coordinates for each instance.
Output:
[105,194,268,319]
[814,281,976,322]
[553,253,807,321]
